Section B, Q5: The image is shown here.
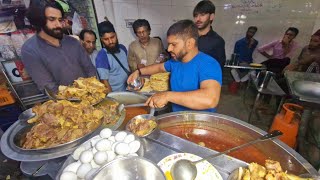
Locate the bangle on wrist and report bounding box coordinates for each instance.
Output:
[137,68,142,76]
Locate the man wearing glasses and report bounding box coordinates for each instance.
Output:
[79,29,98,67]
[21,2,96,92]
[258,27,300,74]
[128,19,167,71]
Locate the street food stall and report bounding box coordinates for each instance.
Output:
[1,77,319,179]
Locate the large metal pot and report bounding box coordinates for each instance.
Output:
[156,111,318,176]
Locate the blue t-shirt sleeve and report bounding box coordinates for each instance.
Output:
[164,59,174,72]
[95,49,110,80]
[199,58,222,85]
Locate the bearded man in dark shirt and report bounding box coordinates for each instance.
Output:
[21,2,96,92]
[193,0,226,68]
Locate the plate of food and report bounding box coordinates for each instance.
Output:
[250,63,263,67]
[228,159,315,180]
[157,153,223,180]
[57,128,144,180]
[126,114,157,137]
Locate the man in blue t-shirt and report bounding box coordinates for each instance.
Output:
[127,20,222,112]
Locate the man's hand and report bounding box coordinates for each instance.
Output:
[248,38,255,48]
[137,64,145,69]
[283,63,298,73]
[127,70,139,85]
[145,92,169,108]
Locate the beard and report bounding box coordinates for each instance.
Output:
[196,18,211,30]
[171,47,187,61]
[43,25,63,40]
[105,41,120,54]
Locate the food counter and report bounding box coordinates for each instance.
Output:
[1,100,318,179]
[55,112,318,180]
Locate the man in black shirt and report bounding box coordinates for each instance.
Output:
[193,0,226,68]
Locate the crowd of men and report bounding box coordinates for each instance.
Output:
[21,0,320,111]
[19,0,320,170]
[22,0,223,112]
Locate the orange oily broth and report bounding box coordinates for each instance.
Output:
[161,124,268,165]
[119,107,149,130]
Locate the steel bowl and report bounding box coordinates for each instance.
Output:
[107,92,155,115]
[89,156,166,180]
[126,114,158,137]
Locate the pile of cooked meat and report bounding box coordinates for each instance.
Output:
[127,117,157,137]
[22,100,104,149]
[237,159,313,180]
[57,77,107,105]
[95,98,121,126]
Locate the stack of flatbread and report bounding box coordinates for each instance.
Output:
[150,72,170,91]
[139,78,153,92]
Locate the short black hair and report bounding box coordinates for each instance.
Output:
[26,1,64,32]
[248,26,258,32]
[97,21,116,37]
[286,27,299,36]
[132,19,151,34]
[193,0,215,17]
[79,29,97,40]
[167,19,199,45]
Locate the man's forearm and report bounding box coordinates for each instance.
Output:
[139,63,166,75]
[166,81,221,110]
[260,51,272,59]
[166,89,220,110]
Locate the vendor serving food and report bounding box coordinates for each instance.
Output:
[127,20,222,112]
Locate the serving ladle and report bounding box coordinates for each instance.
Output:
[170,130,283,180]
[44,87,81,102]
[128,77,143,90]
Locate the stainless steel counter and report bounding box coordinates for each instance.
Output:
[55,112,319,180]
[56,130,247,180]
[285,71,320,104]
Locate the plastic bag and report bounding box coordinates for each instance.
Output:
[0,34,16,59]
[72,12,83,36]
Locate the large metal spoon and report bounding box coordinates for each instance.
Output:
[170,130,283,180]
[44,87,81,102]
[128,77,143,90]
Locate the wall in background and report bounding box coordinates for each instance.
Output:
[93,0,320,62]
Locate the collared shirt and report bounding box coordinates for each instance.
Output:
[234,37,258,63]
[128,37,165,71]
[257,39,299,59]
[198,27,226,68]
[95,45,129,92]
[21,35,97,92]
